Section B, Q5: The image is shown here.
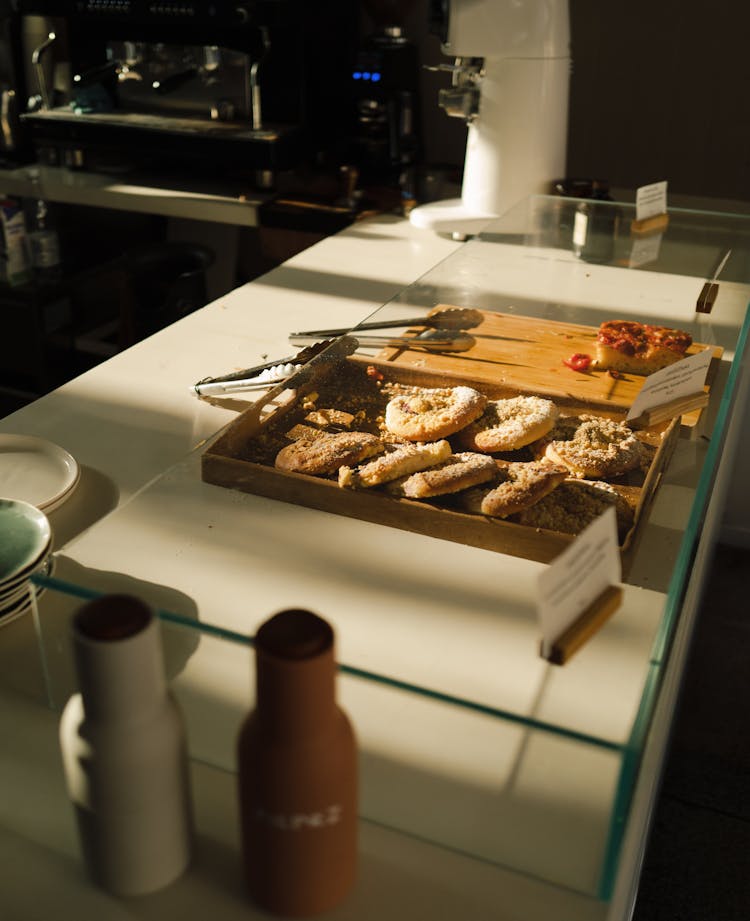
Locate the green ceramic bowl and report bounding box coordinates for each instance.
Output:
[0,498,52,586]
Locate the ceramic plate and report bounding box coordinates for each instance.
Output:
[0,589,36,625]
[0,435,79,511]
[0,556,55,627]
[0,498,52,586]
[0,537,51,598]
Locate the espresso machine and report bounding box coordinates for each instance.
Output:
[410,0,571,235]
[15,0,359,186]
[348,0,421,193]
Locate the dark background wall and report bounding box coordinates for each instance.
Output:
[567,1,750,201]
[362,1,750,203]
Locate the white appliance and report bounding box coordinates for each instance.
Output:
[410,0,571,236]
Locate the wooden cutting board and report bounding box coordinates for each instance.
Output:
[376,306,721,420]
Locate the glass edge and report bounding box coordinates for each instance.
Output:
[30,572,624,751]
[651,301,750,665]
[596,661,662,900]
[596,296,750,897]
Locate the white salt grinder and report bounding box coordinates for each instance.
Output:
[59,594,193,896]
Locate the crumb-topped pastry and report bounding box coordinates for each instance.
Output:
[275,431,383,475]
[459,459,568,518]
[457,395,559,453]
[534,414,642,478]
[517,479,635,538]
[386,452,497,499]
[384,386,487,441]
[594,319,692,374]
[338,440,452,489]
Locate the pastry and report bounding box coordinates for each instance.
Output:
[338,439,452,489]
[457,395,559,453]
[594,319,692,374]
[533,414,642,478]
[386,452,498,499]
[384,386,487,442]
[459,459,568,518]
[516,479,635,538]
[285,423,328,442]
[275,431,383,476]
[304,408,356,428]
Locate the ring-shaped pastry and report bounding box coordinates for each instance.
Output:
[384,386,487,442]
[458,395,559,453]
[533,414,642,479]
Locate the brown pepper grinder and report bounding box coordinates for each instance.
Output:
[237,609,358,916]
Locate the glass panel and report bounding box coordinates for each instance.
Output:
[27,574,626,896]
[6,195,749,900]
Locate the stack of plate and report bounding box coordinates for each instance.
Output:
[0,498,54,626]
[0,434,80,513]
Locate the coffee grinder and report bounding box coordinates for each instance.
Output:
[409,0,571,235]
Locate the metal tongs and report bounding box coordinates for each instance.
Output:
[289,329,476,353]
[288,305,484,339]
[192,306,480,398]
[191,340,337,397]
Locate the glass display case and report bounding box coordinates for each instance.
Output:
[9,195,750,904]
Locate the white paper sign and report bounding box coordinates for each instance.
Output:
[538,508,621,659]
[636,181,668,221]
[629,232,663,268]
[626,347,713,423]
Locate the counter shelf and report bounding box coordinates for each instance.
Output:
[12,195,750,907]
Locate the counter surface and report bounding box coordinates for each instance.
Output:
[1,205,748,920]
[0,164,267,226]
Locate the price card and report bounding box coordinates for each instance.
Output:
[538,508,621,660]
[636,180,668,221]
[626,347,713,424]
[629,232,663,268]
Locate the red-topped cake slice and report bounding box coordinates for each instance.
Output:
[594,320,692,374]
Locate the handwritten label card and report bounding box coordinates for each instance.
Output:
[626,347,713,423]
[538,508,621,660]
[629,232,663,268]
[636,181,668,221]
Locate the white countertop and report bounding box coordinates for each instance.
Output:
[0,163,268,226]
[1,208,747,920]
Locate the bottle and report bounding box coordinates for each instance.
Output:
[27,190,62,284]
[237,608,358,917]
[59,594,193,896]
[0,196,32,287]
[571,179,618,264]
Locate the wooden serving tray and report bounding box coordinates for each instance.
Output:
[376,306,721,427]
[202,355,681,571]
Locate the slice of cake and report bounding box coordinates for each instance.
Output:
[594,320,692,374]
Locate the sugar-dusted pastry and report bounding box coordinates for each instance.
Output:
[457,395,559,453]
[338,439,452,489]
[594,319,692,374]
[459,459,568,518]
[386,452,498,499]
[533,414,642,479]
[384,386,487,442]
[275,431,383,476]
